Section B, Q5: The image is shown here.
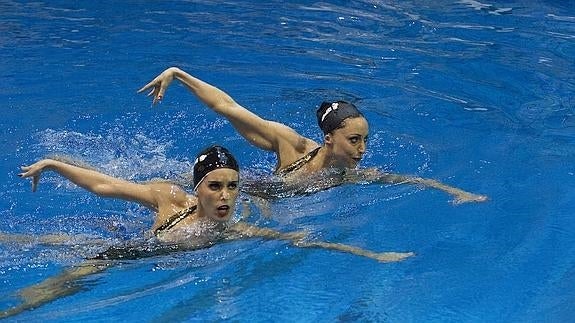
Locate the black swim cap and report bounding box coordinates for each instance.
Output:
[316,101,363,134]
[193,145,239,190]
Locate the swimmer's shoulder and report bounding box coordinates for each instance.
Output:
[145,181,196,209]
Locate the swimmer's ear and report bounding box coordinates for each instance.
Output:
[324,133,333,145]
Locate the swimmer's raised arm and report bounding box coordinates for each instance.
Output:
[18,159,172,211]
[346,168,488,205]
[229,222,413,263]
[138,67,314,154]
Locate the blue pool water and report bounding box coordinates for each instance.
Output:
[1,0,574,321]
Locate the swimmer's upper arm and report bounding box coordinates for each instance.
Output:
[94,181,184,212]
[224,102,311,153]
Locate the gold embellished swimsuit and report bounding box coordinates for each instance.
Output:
[275,147,320,176]
[153,205,197,235]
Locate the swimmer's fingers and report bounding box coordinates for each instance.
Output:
[18,165,35,179]
[19,164,42,192]
[137,75,162,95]
[153,74,175,104]
[18,173,40,192]
[452,192,488,205]
[153,87,166,105]
[138,79,161,105]
[137,81,154,94]
[19,165,31,175]
[31,175,40,192]
[138,69,175,106]
[19,163,45,178]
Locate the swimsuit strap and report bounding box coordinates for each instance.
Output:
[275,147,321,176]
[154,205,197,235]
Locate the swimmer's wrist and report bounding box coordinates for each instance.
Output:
[169,67,184,79]
[40,159,58,171]
[42,159,70,172]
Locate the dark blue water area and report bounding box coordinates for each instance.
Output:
[1,0,574,322]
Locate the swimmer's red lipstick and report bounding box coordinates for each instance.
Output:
[216,205,230,217]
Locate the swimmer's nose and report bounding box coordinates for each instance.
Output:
[221,189,231,200]
[358,141,366,154]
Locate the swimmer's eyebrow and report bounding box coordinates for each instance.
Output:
[206,180,239,184]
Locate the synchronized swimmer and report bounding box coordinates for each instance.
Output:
[2,145,412,318]
[139,67,487,204]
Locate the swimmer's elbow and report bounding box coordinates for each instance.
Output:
[209,92,237,111]
[377,173,409,184]
[91,183,116,197]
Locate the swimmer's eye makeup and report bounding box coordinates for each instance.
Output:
[207,181,239,191]
[348,135,368,145]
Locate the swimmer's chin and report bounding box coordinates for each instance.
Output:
[212,205,233,221]
[349,159,362,168]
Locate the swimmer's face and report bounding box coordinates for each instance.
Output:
[196,168,239,222]
[325,116,369,168]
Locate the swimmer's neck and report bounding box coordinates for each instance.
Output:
[309,146,349,171]
[196,213,230,232]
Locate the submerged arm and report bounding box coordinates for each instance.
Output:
[138,67,309,153]
[348,168,488,205]
[296,240,414,263]
[229,222,413,263]
[0,231,105,246]
[0,259,111,319]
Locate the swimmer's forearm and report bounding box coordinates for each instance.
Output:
[20,159,109,187]
[405,176,461,192]
[39,159,127,194]
[172,68,238,113]
[231,223,413,262]
[232,222,284,239]
[360,168,456,188]
[296,241,414,263]
[0,232,89,245]
[353,168,487,204]
[172,68,278,151]
[376,173,488,204]
[231,222,307,242]
[404,177,487,201]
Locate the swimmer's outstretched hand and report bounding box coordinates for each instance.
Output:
[138,67,178,105]
[452,191,488,205]
[18,160,48,192]
[296,240,415,263]
[373,251,415,263]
